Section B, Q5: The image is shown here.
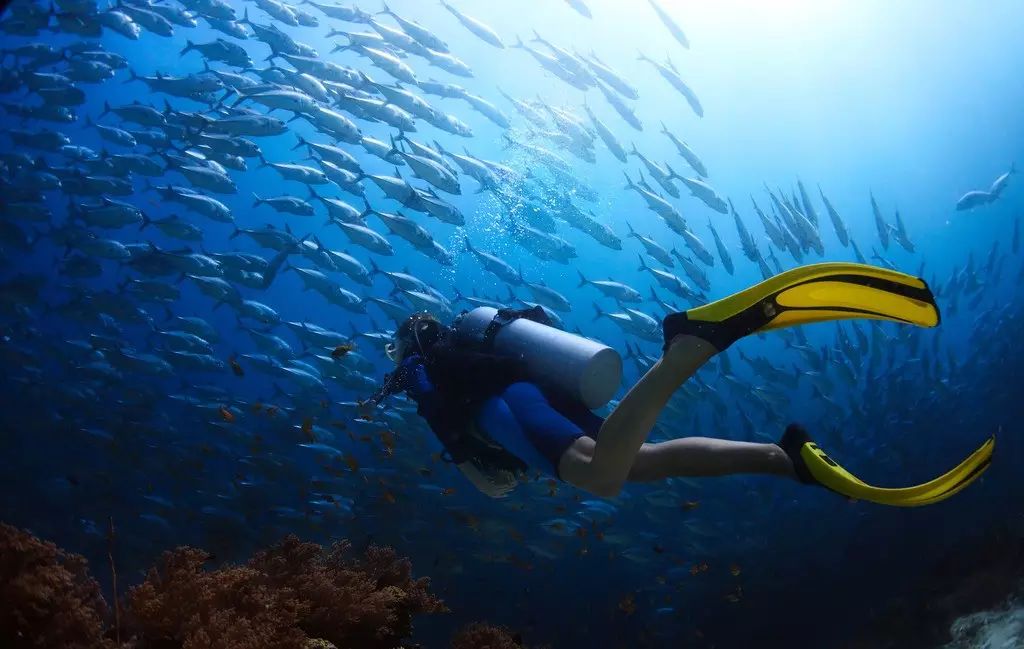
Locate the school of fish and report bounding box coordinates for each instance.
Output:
[0,0,1021,643]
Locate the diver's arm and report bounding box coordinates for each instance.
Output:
[395,355,471,458]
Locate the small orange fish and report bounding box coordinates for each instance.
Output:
[682,500,700,511]
[331,343,354,358]
[730,563,742,577]
[690,562,709,576]
[441,487,456,496]
[301,417,314,441]
[252,402,263,412]
[618,593,636,616]
[344,455,360,472]
[381,490,396,504]
[219,406,235,423]
[265,405,278,418]
[228,356,243,377]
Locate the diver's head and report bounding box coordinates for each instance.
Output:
[385,312,446,364]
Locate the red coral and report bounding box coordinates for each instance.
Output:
[450,623,524,649]
[0,524,446,649]
[126,535,446,649]
[126,547,306,649]
[0,523,110,649]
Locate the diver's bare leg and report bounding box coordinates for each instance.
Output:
[625,438,795,481]
[560,335,719,495]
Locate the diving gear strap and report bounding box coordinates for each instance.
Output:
[474,305,552,352]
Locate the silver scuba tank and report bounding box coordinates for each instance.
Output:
[454,306,622,409]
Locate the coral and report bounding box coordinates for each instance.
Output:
[126,535,447,649]
[450,623,524,649]
[0,522,110,649]
[0,524,448,649]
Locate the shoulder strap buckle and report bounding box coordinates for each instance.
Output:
[480,305,551,351]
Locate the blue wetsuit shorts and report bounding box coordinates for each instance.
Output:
[475,381,605,479]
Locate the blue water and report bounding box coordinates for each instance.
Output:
[1,1,1023,647]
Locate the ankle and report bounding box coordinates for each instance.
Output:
[662,334,717,367]
[770,443,798,479]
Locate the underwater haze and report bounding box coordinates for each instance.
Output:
[1,0,1023,647]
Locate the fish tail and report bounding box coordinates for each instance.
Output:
[636,252,648,272]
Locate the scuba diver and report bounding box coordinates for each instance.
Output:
[361,263,994,505]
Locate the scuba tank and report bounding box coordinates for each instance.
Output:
[454,306,622,409]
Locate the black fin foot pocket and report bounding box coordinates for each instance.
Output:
[662,311,732,352]
[778,423,820,486]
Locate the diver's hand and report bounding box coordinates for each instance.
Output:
[456,461,518,499]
